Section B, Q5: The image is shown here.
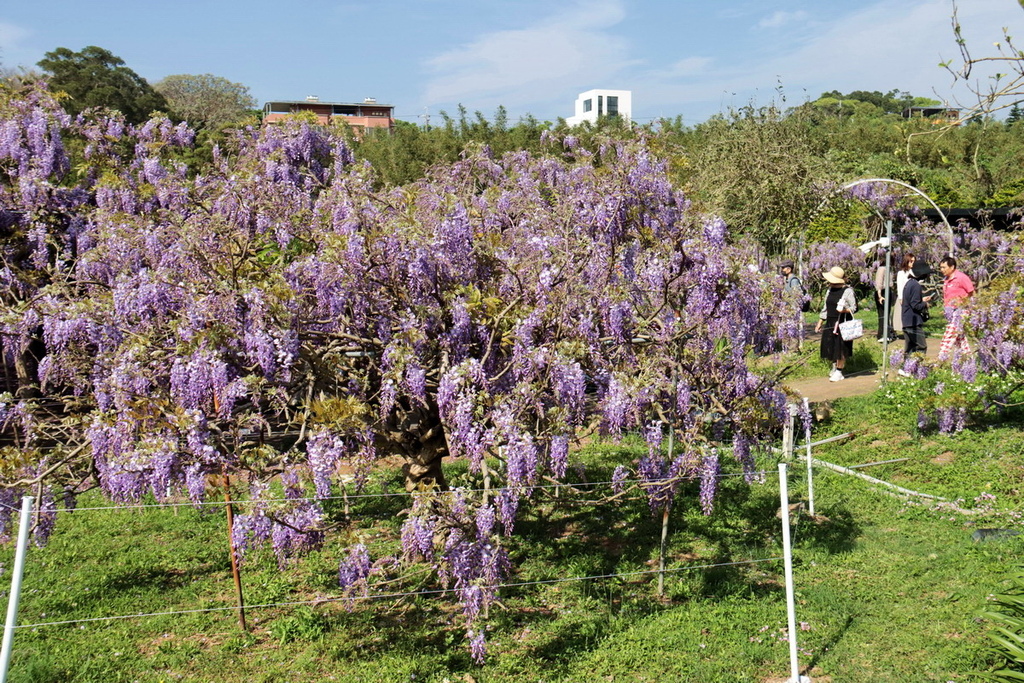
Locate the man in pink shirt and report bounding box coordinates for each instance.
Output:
[937,256,975,360]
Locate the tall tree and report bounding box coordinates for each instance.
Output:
[154,73,256,130]
[37,45,169,124]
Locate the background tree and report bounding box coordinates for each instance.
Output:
[352,105,553,187]
[813,89,941,116]
[153,73,257,131]
[678,104,833,255]
[37,45,169,124]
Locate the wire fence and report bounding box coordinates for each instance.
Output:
[31,469,776,513]
[13,557,784,630]
[3,467,789,631]
[0,455,826,682]
[0,400,979,681]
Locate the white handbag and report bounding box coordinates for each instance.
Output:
[836,318,863,341]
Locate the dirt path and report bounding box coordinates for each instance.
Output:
[784,331,940,403]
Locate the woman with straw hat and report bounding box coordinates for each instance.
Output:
[814,266,858,382]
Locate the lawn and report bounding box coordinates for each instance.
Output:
[1,388,1022,682]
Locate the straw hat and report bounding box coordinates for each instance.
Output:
[822,266,846,284]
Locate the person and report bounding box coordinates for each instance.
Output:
[893,253,915,339]
[937,256,974,360]
[814,266,857,382]
[873,256,896,342]
[780,260,808,310]
[900,261,933,370]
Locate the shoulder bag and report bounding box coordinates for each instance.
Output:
[835,313,863,341]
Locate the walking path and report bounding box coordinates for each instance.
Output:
[784,331,940,403]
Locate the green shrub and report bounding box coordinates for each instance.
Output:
[981,567,1024,681]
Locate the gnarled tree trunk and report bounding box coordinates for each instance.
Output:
[382,401,449,491]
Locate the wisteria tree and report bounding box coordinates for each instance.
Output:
[0,84,802,659]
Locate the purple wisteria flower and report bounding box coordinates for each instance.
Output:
[548,435,569,479]
[612,465,629,494]
[401,515,436,561]
[338,543,372,592]
[699,450,721,515]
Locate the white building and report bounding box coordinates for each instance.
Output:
[565,89,632,126]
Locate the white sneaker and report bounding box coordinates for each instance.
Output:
[829,370,845,382]
[897,369,911,378]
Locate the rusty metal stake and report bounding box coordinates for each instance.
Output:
[223,473,248,631]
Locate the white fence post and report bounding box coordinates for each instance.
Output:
[783,403,797,460]
[779,465,812,683]
[0,496,35,683]
[802,398,815,517]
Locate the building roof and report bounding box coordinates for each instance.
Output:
[922,207,1020,230]
[264,99,394,108]
[901,106,961,118]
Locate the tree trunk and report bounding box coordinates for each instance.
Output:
[13,333,44,399]
[401,429,448,492]
[382,402,450,492]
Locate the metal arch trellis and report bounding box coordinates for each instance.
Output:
[798,177,955,386]
[839,178,955,255]
[797,178,955,275]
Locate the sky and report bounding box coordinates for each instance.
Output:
[1,0,1022,125]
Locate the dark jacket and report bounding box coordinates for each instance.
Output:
[902,277,928,327]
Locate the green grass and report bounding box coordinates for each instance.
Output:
[1,391,1022,682]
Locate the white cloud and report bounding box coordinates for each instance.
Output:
[759,0,1020,105]
[635,0,1024,120]
[757,10,809,30]
[416,0,1024,122]
[0,21,29,46]
[421,0,637,111]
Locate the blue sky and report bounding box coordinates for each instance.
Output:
[1,0,1021,124]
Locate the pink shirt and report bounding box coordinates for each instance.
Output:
[943,269,974,306]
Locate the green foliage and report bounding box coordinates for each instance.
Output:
[270,607,330,644]
[153,73,257,131]
[982,568,1024,681]
[814,89,940,116]
[680,104,832,254]
[351,106,555,187]
[805,201,872,243]
[987,178,1024,207]
[655,88,1024,229]
[37,46,170,125]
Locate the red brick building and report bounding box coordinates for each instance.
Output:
[263,96,394,136]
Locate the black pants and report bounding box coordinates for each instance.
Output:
[904,325,927,355]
